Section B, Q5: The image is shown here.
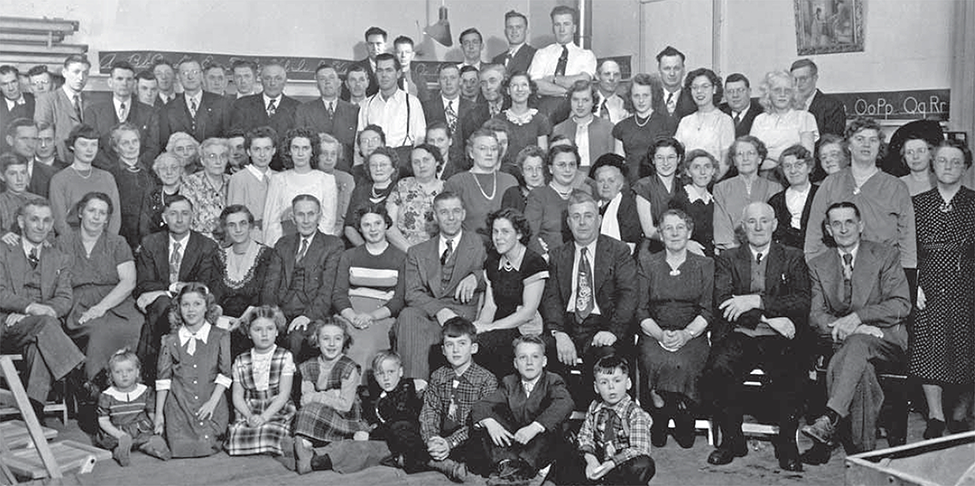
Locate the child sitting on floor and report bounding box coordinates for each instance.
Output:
[420,316,498,482]
[96,349,170,466]
[226,306,296,457]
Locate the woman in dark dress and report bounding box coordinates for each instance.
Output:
[501,145,547,213]
[668,149,718,257]
[612,73,678,185]
[474,208,549,378]
[139,152,183,239]
[344,147,399,246]
[636,209,713,448]
[103,123,157,250]
[911,139,975,438]
[205,205,279,358]
[768,144,819,250]
[634,137,684,254]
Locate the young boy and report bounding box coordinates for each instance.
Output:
[559,355,655,485]
[472,335,574,485]
[0,153,42,234]
[419,317,498,482]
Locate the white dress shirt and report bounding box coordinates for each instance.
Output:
[528,42,597,81]
[357,89,427,148]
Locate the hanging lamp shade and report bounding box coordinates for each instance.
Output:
[425,5,453,47]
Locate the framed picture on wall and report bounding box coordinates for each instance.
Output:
[794,0,864,55]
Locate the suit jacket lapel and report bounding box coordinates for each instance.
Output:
[422,237,442,296]
[594,238,610,293]
[281,236,298,282]
[765,244,784,293]
[7,245,26,296]
[558,243,573,304]
[39,246,58,299]
[180,233,204,280]
[851,244,876,310]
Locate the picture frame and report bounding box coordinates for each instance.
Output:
[794,0,864,55]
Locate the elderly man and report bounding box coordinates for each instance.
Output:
[151,59,177,106]
[357,53,426,173]
[656,46,696,122]
[1,65,35,145]
[703,202,810,472]
[83,61,160,165]
[791,59,846,136]
[231,60,261,99]
[719,73,764,138]
[33,54,91,161]
[801,202,910,459]
[295,64,359,169]
[135,70,159,107]
[394,191,486,379]
[457,64,505,147]
[541,191,637,402]
[458,28,485,71]
[528,5,597,125]
[231,63,297,170]
[491,10,536,75]
[265,194,344,361]
[0,199,85,419]
[593,60,628,125]
[159,58,231,144]
[590,154,640,249]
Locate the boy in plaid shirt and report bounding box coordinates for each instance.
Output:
[419,317,498,482]
[558,355,655,485]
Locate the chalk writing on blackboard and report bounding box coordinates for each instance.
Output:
[832,89,950,121]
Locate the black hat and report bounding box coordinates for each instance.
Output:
[882,119,944,177]
[589,153,628,180]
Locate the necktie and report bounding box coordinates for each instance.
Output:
[189,97,198,118]
[169,242,182,284]
[118,101,128,122]
[28,247,39,269]
[523,380,534,399]
[734,111,742,126]
[326,101,335,119]
[16,98,25,106]
[666,92,676,115]
[599,98,610,120]
[73,94,83,122]
[445,100,457,133]
[554,45,569,77]
[266,99,277,117]
[505,52,513,67]
[756,252,763,265]
[576,247,594,321]
[597,408,619,461]
[296,237,309,263]
[842,253,853,307]
[441,238,454,266]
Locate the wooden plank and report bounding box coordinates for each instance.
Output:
[0,32,65,43]
[0,421,58,449]
[0,356,61,479]
[0,17,79,34]
[0,441,109,480]
[0,43,87,55]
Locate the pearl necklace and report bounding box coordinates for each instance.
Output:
[471,171,497,200]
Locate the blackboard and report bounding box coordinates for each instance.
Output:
[832,89,950,121]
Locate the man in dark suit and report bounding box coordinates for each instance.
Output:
[134,70,159,107]
[134,195,218,382]
[159,58,231,145]
[4,119,57,198]
[395,191,486,380]
[265,194,344,361]
[83,61,160,166]
[230,60,260,100]
[230,63,298,170]
[341,26,386,101]
[541,192,637,402]
[295,64,359,171]
[656,46,696,124]
[0,199,85,416]
[802,202,910,458]
[33,54,91,161]
[422,64,470,162]
[151,59,177,107]
[471,335,574,482]
[394,36,431,102]
[491,10,537,76]
[457,64,506,151]
[703,202,810,472]
[1,65,36,150]
[591,154,641,249]
[791,59,846,136]
[719,73,764,138]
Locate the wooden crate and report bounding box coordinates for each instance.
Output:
[0,421,58,449]
[0,440,111,480]
[846,431,975,486]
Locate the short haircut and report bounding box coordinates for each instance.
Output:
[547,143,580,168]
[358,124,387,145]
[442,316,478,343]
[512,334,545,355]
[0,152,28,173]
[779,143,812,165]
[110,122,141,149]
[152,151,180,172]
[372,350,403,373]
[684,67,723,106]
[466,127,498,153]
[660,208,695,233]
[135,69,156,83]
[375,53,401,71]
[459,65,479,77]
[503,71,537,99]
[656,45,686,64]
[437,63,460,77]
[5,118,37,138]
[219,204,255,227]
[244,126,279,151]
[550,5,579,24]
[366,146,401,182]
[845,116,884,141]
[203,62,227,74]
[199,137,231,156]
[242,305,287,335]
[166,131,200,154]
[164,193,193,210]
[826,201,861,221]
[346,64,369,77]
[724,72,750,89]
[292,193,322,210]
[936,138,974,169]
[225,127,246,141]
[19,198,53,218]
[433,189,463,209]
[62,54,91,69]
[365,26,388,41]
[109,60,135,76]
[150,58,174,71]
[646,136,686,178]
[481,119,511,140]
[729,135,769,169]
[681,148,718,185]
[486,207,532,247]
[505,10,528,25]
[790,58,818,76]
[459,28,482,44]
[354,202,393,229]
[0,65,19,77]
[426,120,452,139]
[394,36,414,49]
[27,65,49,78]
[567,79,598,104]
[65,124,100,149]
[177,58,201,71]
[107,348,141,374]
[593,354,629,377]
[75,191,114,218]
[231,60,258,74]
[515,145,547,179]
[567,190,598,210]
[479,63,506,80]
[412,142,446,173]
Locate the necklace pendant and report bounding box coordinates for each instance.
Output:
[669,268,681,276]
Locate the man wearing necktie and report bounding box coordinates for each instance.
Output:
[159,58,231,147]
[295,64,360,169]
[490,10,537,77]
[394,36,430,102]
[803,202,911,460]
[527,6,597,125]
[718,73,764,138]
[593,60,629,125]
[83,61,161,167]
[0,65,36,149]
[230,63,298,170]
[33,54,91,161]
[655,46,697,123]
[541,192,637,404]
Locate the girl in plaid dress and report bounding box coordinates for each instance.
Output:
[293,318,366,474]
[226,306,297,456]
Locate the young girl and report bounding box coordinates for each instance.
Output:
[96,349,170,466]
[226,306,296,456]
[155,283,232,458]
[292,318,366,474]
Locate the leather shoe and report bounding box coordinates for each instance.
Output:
[778,455,803,472]
[799,443,831,465]
[801,415,836,445]
[650,414,668,447]
[707,444,747,465]
[923,419,945,440]
[673,411,695,449]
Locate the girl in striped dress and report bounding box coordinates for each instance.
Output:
[226,306,297,456]
[96,349,171,466]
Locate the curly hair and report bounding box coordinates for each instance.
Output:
[728,135,769,173]
[683,68,723,107]
[241,305,287,335]
[75,191,114,218]
[757,70,795,113]
[366,146,400,183]
[485,207,532,247]
[410,143,445,175]
[354,202,393,229]
[107,348,142,386]
[169,283,221,332]
[282,127,321,169]
[644,137,685,179]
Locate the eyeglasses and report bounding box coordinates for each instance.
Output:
[934,157,965,168]
[782,160,808,171]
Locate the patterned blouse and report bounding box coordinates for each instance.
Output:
[388,177,443,246]
[181,172,230,240]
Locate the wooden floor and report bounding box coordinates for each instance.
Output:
[10,413,936,486]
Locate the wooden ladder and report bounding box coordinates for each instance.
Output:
[0,355,62,484]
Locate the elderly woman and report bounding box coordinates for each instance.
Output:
[637,209,713,448]
[911,139,975,438]
[318,132,355,234]
[496,72,551,163]
[613,73,677,184]
[768,144,819,250]
[352,124,386,185]
[590,153,642,250]
[444,128,519,239]
[675,68,735,178]
[524,144,590,257]
[749,71,819,176]
[49,124,121,237]
[105,122,158,250]
[166,131,201,175]
[669,149,718,256]
[474,208,549,378]
[386,143,444,251]
[553,80,616,171]
[482,119,514,175]
[634,137,684,254]
[899,134,936,196]
[811,134,849,183]
[334,204,406,381]
[138,152,183,239]
[59,192,143,383]
[805,116,917,271]
[182,137,231,241]
[501,145,547,213]
[713,136,783,252]
[263,128,337,245]
[344,146,399,246]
